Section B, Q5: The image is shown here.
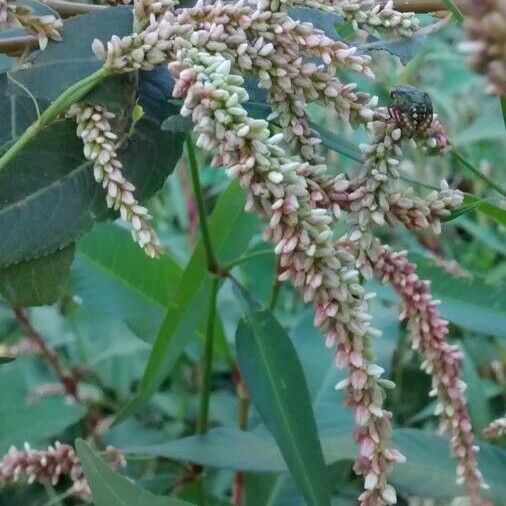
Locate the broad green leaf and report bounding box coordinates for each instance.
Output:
[115,181,256,423]
[0,244,74,306]
[0,360,86,452]
[73,223,182,339]
[76,439,193,506]
[0,357,14,364]
[9,7,133,102]
[126,426,505,502]
[235,285,331,506]
[359,36,424,65]
[0,114,183,267]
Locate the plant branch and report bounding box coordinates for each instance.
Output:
[196,277,220,435]
[41,0,106,17]
[440,0,464,22]
[390,0,451,12]
[0,66,109,173]
[223,249,274,271]
[185,135,219,273]
[12,307,80,401]
[453,150,506,198]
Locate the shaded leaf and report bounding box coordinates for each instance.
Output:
[235,285,331,506]
[0,113,183,267]
[76,439,193,506]
[0,244,74,306]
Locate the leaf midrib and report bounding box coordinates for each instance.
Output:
[249,314,328,506]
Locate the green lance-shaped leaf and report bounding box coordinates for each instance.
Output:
[115,181,256,423]
[0,244,75,306]
[234,284,331,506]
[75,439,193,506]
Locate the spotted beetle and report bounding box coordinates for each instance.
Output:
[388,85,434,136]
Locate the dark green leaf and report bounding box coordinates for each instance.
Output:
[0,114,183,267]
[235,285,331,506]
[76,439,193,506]
[0,244,74,306]
[0,357,14,364]
[115,181,256,423]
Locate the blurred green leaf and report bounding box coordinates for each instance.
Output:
[126,426,506,501]
[115,181,256,423]
[73,224,182,340]
[76,439,193,506]
[235,285,331,506]
[0,244,74,306]
[461,194,506,227]
[460,344,492,432]
[0,357,14,364]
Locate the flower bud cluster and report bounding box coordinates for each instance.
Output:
[170,47,403,505]
[0,442,126,501]
[133,0,178,30]
[346,114,461,273]
[483,414,506,439]
[0,0,62,49]
[275,0,419,38]
[67,104,161,258]
[92,0,376,163]
[373,245,488,505]
[460,0,506,96]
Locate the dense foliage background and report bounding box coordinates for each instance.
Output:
[0,1,505,505]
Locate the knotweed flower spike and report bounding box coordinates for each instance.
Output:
[483,414,506,439]
[373,246,488,504]
[0,442,125,501]
[83,0,487,504]
[0,0,62,49]
[67,104,162,258]
[460,0,506,96]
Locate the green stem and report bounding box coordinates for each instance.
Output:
[501,97,506,131]
[186,136,219,272]
[197,276,219,435]
[269,258,281,311]
[0,67,109,172]
[440,0,464,22]
[453,150,506,198]
[223,249,274,271]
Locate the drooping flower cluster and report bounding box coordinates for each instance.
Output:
[483,414,506,439]
[0,0,62,49]
[0,442,126,501]
[67,103,161,258]
[373,245,488,504]
[170,47,402,506]
[460,0,506,96]
[85,0,486,503]
[269,0,419,37]
[346,111,461,274]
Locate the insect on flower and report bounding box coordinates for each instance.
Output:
[388,85,434,136]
